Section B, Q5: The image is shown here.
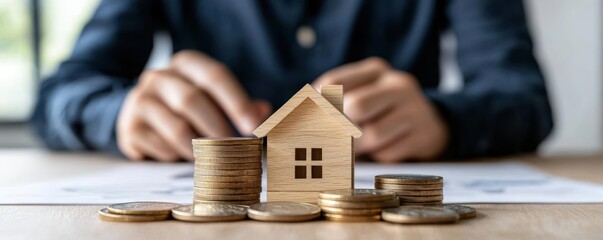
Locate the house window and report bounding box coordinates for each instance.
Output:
[295,148,306,161]
[295,166,306,179]
[311,148,322,161]
[294,148,322,179]
[311,166,322,178]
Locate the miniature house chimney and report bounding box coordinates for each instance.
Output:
[320,85,343,112]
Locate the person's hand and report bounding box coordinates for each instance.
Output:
[117,50,271,162]
[313,57,448,163]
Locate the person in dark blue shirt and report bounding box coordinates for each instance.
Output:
[32,0,554,163]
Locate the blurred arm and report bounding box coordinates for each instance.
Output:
[31,0,155,154]
[426,0,554,158]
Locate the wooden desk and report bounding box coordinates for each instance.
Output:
[1,150,602,240]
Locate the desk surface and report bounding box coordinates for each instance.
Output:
[1,149,602,240]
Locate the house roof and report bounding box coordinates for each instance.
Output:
[253,84,363,138]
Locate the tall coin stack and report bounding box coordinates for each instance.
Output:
[318,189,399,222]
[374,174,444,206]
[192,137,263,206]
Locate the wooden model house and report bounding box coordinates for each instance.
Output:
[253,84,362,203]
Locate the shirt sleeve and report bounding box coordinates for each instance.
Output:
[425,0,554,158]
[31,0,156,155]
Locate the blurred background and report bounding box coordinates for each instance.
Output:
[0,0,601,156]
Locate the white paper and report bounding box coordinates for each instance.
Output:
[1,161,603,204]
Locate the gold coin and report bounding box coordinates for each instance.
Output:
[171,204,248,222]
[390,190,443,196]
[381,206,459,224]
[194,200,260,206]
[375,174,443,185]
[195,162,262,170]
[194,181,262,188]
[194,187,262,195]
[247,202,321,222]
[98,208,170,222]
[399,201,443,206]
[193,150,262,158]
[397,195,443,203]
[323,213,381,222]
[107,202,181,215]
[320,206,385,215]
[193,144,263,152]
[195,169,263,176]
[192,137,263,145]
[318,189,395,202]
[443,204,477,219]
[318,199,399,209]
[195,156,262,164]
[194,193,260,201]
[375,182,443,190]
[194,175,262,183]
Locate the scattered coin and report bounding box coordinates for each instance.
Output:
[171,204,248,222]
[320,206,386,215]
[194,175,262,183]
[194,162,262,170]
[375,174,443,185]
[194,156,262,164]
[107,202,181,215]
[194,200,260,206]
[195,169,263,176]
[323,213,381,222]
[194,181,262,189]
[375,182,443,190]
[192,137,263,145]
[98,208,170,222]
[318,189,395,202]
[247,202,321,222]
[318,199,399,209]
[443,204,477,219]
[193,144,263,152]
[194,193,261,201]
[381,206,459,224]
[397,195,443,203]
[193,150,263,158]
[390,190,443,196]
[194,187,262,195]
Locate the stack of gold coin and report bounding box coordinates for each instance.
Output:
[192,137,263,206]
[374,174,444,206]
[99,201,180,222]
[318,189,398,222]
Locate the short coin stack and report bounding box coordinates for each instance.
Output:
[99,202,180,222]
[192,137,263,206]
[247,202,322,222]
[374,174,444,206]
[318,189,398,222]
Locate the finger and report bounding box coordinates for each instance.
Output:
[150,70,233,137]
[313,57,390,91]
[139,98,195,161]
[116,115,145,162]
[355,107,412,154]
[343,84,401,124]
[132,127,180,162]
[371,133,417,163]
[119,137,145,162]
[171,51,261,134]
[254,100,273,123]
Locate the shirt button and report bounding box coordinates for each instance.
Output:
[296,25,316,49]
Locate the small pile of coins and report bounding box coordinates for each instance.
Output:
[375,174,444,205]
[318,189,399,222]
[192,137,263,206]
[98,202,180,222]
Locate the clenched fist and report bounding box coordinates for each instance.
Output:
[313,57,449,163]
[117,50,271,162]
